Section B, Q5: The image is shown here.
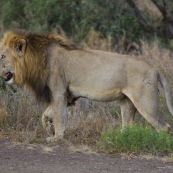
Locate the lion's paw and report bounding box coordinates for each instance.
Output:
[46,134,64,143]
[44,121,55,135]
[46,136,59,143]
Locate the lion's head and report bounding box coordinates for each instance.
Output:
[0,32,27,85]
[0,31,77,102]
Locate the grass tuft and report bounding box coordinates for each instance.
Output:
[100,125,173,155]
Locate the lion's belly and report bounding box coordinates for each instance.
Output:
[69,85,125,102]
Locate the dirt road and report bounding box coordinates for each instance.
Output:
[0,140,173,173]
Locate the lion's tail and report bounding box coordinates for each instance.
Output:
[159,72,173,116]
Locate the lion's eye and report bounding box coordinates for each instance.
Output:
[0,55,5,61]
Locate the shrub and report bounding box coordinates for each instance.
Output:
[100,125,173,155]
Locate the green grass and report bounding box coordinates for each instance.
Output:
[100,125,173,155]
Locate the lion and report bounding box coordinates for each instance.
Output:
[0,31,173,141]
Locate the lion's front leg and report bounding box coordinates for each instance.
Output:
[42,98,67,142]
[42,106,55,135]
[54,100,67,139]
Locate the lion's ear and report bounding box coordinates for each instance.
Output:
[16,39,26,57]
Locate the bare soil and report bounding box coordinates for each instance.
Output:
[0,140,173,173]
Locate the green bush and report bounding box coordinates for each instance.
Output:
[0,0,144,42]
[100,125,173,155]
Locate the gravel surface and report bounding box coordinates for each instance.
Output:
[0,140,173,173]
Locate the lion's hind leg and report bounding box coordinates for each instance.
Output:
[125,85,169,132]
[120,97,137,128]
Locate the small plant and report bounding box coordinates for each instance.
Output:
[100,125,173,155]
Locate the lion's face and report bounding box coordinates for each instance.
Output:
[0,46,15,84]
[0,33,26,85]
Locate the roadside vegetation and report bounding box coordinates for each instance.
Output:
[100,125,173,155]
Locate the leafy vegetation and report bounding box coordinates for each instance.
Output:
[100,125,173,155]
[0,0,173,45]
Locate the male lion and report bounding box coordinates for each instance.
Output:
[0,31,173,141]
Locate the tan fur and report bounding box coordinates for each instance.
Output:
[0,31,77,102]
[0,31,173,141]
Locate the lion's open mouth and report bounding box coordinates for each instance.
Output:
[2,72,13,82]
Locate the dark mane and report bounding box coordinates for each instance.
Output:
[30,81,52,103]
[13,30,78,50]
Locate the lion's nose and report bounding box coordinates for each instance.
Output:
[0,55,5,61]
